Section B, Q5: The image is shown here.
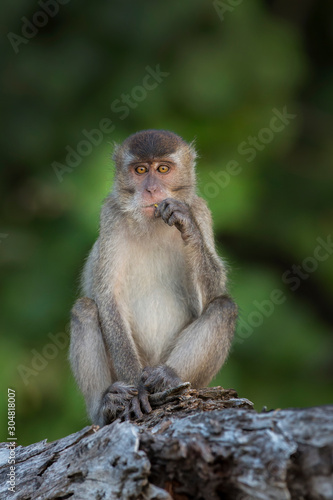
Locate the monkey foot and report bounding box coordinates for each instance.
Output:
[141,365,183,393]
[149,382,191,406]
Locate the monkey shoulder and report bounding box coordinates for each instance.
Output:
[191,196,226,283]
[191,195,212,220]
[191,196,215,237]
[81,239,100,297]
[99,195,119,229]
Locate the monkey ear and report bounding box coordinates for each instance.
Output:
[112,142,120,163]
[189,139,198,164]
[112,140,135,169]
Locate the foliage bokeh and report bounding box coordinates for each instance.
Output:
[1,0,332,445]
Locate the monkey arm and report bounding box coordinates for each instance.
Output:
[184,233,225,309]
[95,294,154,419]
[157,197,237,386]
[96,296,143,385]
[156,196,226,309]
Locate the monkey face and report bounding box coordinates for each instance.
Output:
[130,160,176,217]
[112,130,197,219]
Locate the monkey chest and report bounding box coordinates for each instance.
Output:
[117,244,192,363]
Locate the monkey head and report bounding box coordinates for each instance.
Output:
[112,130,197,219]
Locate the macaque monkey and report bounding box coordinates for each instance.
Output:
[70,129,237,426]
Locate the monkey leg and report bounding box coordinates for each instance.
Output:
[70,297,137,426]
[165,295,237,388]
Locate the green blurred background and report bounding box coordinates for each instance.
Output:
[1,0,332,446]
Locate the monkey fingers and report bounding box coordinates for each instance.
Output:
[155,198,197,239]
[155,198,187,219]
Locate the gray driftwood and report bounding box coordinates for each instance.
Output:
[0,387,332,500]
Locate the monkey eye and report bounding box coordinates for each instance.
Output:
[157,165,169,173]
[135,165,148,174]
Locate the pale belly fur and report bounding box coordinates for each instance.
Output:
[116,226,193,365]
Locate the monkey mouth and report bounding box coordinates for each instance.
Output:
[141,203,160,217]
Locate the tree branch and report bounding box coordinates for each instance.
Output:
[1,387,332,499]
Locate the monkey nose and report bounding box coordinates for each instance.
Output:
[146,186,158,193]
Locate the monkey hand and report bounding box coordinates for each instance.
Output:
[100,381,138,425]
[155,198,200,242]
[140,365,183,394]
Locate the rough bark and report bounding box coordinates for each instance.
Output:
[0,387,332,500]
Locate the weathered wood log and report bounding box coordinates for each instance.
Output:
[0,387,332,500]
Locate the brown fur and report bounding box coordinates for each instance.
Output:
[114,129,188,164]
